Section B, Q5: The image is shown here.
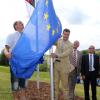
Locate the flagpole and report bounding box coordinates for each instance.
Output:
[49,47,54,100]
[25,0,40,89]
[25,0,31,18]
[36,65,40,89]
[25,0,34,88]
[35,0,40,90]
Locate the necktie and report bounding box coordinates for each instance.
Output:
[73,50,77,66]
[89,54,92,71]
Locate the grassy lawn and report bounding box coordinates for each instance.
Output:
[75,84,100,99]
[0,66,100,100]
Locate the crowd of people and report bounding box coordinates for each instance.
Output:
[3,20,100,100]
[51,28,100,100]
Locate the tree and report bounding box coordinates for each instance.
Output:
[39,60,49,72]
[81,50,88,54]
[0,49,9,66]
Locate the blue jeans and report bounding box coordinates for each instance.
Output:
[10,67,26,91]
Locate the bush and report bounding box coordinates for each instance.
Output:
[0,49,9,66]
[39,61,49,72]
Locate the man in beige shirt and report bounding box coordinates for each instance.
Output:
[51,28,74,100]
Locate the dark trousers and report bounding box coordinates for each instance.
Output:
[10,68,26,91]
[83,71,97,100]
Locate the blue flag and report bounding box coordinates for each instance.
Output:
[10,0,62,78]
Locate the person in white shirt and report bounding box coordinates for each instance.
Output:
[4,21,26,91]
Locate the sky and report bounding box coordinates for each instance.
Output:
[0,0,100,53]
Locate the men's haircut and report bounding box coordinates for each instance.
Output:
[13,21,23,30]
[89,45,95,49]
[13,21,18,30]
[63,28,70,33]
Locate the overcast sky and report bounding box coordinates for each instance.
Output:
[0,0,100,53]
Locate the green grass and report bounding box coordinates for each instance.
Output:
[0,66,50,100]
[0,66,13,100]
[0,66,100,100]
[29,71,50,82]
[75,84,100,99]
[0,66,10,73]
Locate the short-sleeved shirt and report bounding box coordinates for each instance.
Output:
[6,32,21,52]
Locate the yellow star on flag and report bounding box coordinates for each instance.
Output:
[52,30,55,36]
[44,13,48,20]
[46,24,51,31]
[46,0,48,6]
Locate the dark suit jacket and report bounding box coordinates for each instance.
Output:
[81,54,99,77]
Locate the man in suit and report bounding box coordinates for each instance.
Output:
[68,40,82,100]
[51,28,74,100]
[81,45,99,100]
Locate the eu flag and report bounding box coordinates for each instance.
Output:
[10,0,62,78]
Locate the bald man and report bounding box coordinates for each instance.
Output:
[68,40,82,100]
[4,21,26,91]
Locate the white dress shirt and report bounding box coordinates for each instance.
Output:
[89,53,95,71]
